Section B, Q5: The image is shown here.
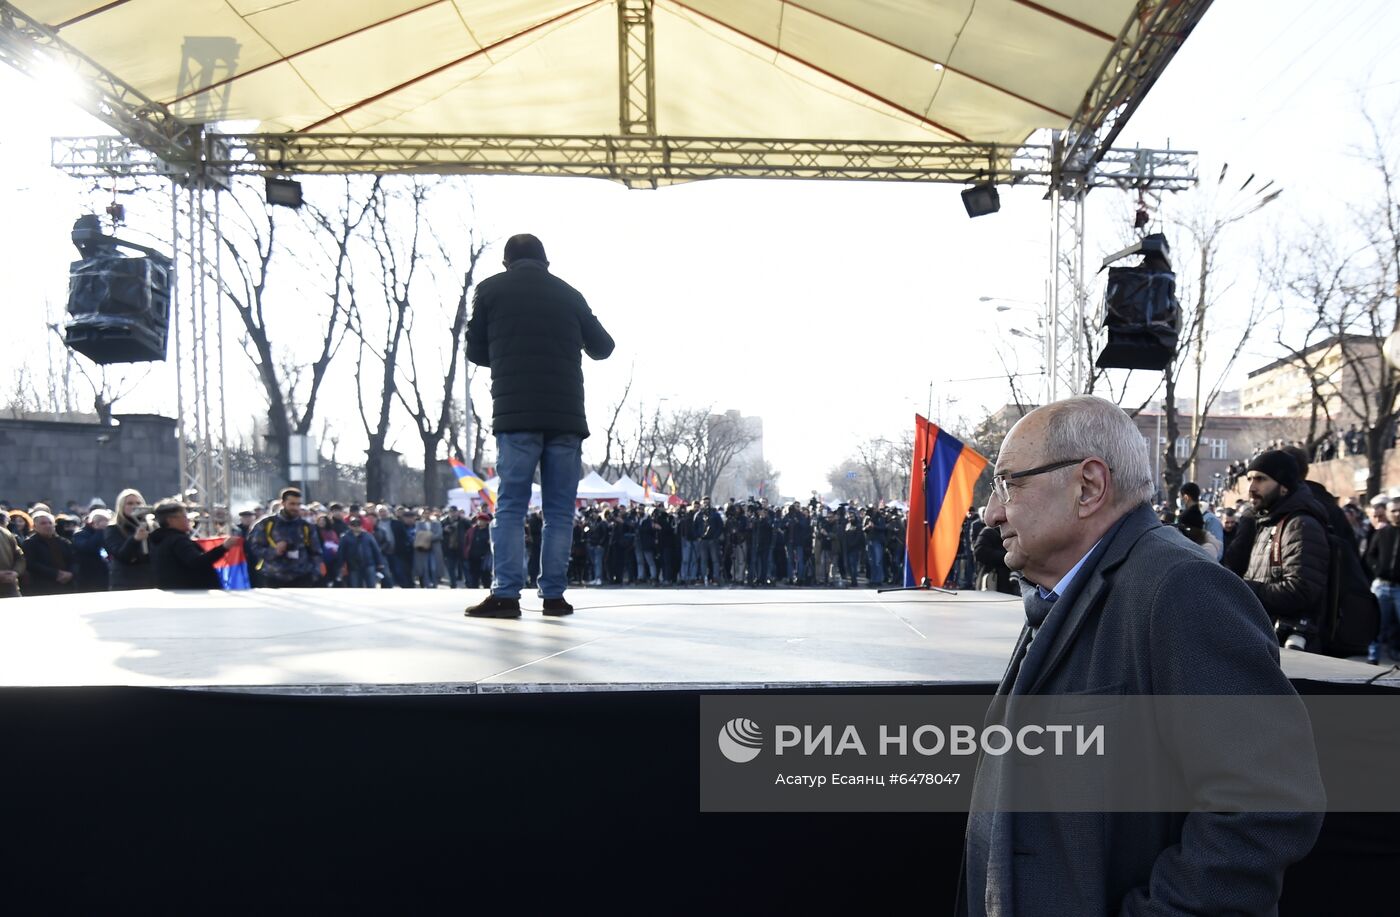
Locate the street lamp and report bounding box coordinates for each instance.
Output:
[986,299,1049,406]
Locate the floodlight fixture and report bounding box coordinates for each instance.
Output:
[265,176,304,209]
[961,182,1000,218]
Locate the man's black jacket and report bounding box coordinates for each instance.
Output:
[466,259,614,438]
[1365,522,1400,581]
[149,527,228,590]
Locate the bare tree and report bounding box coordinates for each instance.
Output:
[592,366,635,479]
[741,457,782,501]
[391,182,487,503]
[827,459,872,503]
[217,176,370,480]
[353,178,419,502]
[648,406,761,500]
[1271,109,1400,497]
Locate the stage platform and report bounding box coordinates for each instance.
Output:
[1,587,1397,914]
[1,586,1393,692]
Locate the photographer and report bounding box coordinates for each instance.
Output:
[843,509,865,587]
[783,503,810,585]
[751,506,774,586]
[864,508,887,586]
[106,488,156,590]
[725,503,749,586]
[248,487,324,588]
[149,501,240,590]
[695,497,724,586]
[811,508,833,586]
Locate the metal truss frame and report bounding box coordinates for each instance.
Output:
[1054,0,1215,184]
[169,179,232,527]
[0,1,198,164]
[51,133,1198,190]
[618,1,656,135]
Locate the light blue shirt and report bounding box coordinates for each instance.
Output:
[1036,539,1102,602]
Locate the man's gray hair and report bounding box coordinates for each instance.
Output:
[1037,395,1153,506]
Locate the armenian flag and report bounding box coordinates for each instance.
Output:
[449,456,496,510]
[665,473,676,495]
[197,536,250,590]
[903,414,988,588]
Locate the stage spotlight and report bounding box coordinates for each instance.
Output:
[264,176,304,209]
[961,183,1000,218]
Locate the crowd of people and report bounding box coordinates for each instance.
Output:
[0,485,919,596]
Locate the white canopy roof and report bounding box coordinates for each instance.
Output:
[613,473,665,504]
[577,470,624,500]
[22,1,1142,148]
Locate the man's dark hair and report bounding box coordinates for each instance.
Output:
[279,487,302,501]
[153,500,186,526]
[1180,482,1200,500]
[503,233,547,265]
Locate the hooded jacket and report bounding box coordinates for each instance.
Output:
[1244,485,1331,623]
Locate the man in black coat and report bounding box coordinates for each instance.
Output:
[464,233,614,618]
[22,512,78,596]
[148,501,239,590]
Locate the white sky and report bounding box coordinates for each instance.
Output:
[2,0,1400,497]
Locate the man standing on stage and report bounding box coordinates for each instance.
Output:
[463,233,614,619]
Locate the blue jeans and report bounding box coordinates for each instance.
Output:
[491,431,582,600]
[867,541,885,585]
[787,544,805,583]
[699,540,721,582]
[1373,581,1400,653]
[590,545,605,582]
[636,544,659,581]
[681,539,696,582]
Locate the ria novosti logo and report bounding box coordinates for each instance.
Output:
[718,718,764,763]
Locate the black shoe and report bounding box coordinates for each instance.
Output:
[465,595,521,618]
[542,597,574,616]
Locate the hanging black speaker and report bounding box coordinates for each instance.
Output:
[64,215,172,364]
[1095,232,1179,372]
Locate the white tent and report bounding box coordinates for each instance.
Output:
[612,473,665,505]
[577,471,625,503]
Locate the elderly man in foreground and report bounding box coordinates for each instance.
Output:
[957,395,1323,917]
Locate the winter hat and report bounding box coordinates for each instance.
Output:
[1246,450,1300,491]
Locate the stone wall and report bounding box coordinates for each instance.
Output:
[0,413,179,509]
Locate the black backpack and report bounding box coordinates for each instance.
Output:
[1272,512,1378,656]
[1321,529,1380,657]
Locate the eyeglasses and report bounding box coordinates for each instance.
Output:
[991,458,1087,504]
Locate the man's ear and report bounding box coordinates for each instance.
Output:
[1077,458,1111,518]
